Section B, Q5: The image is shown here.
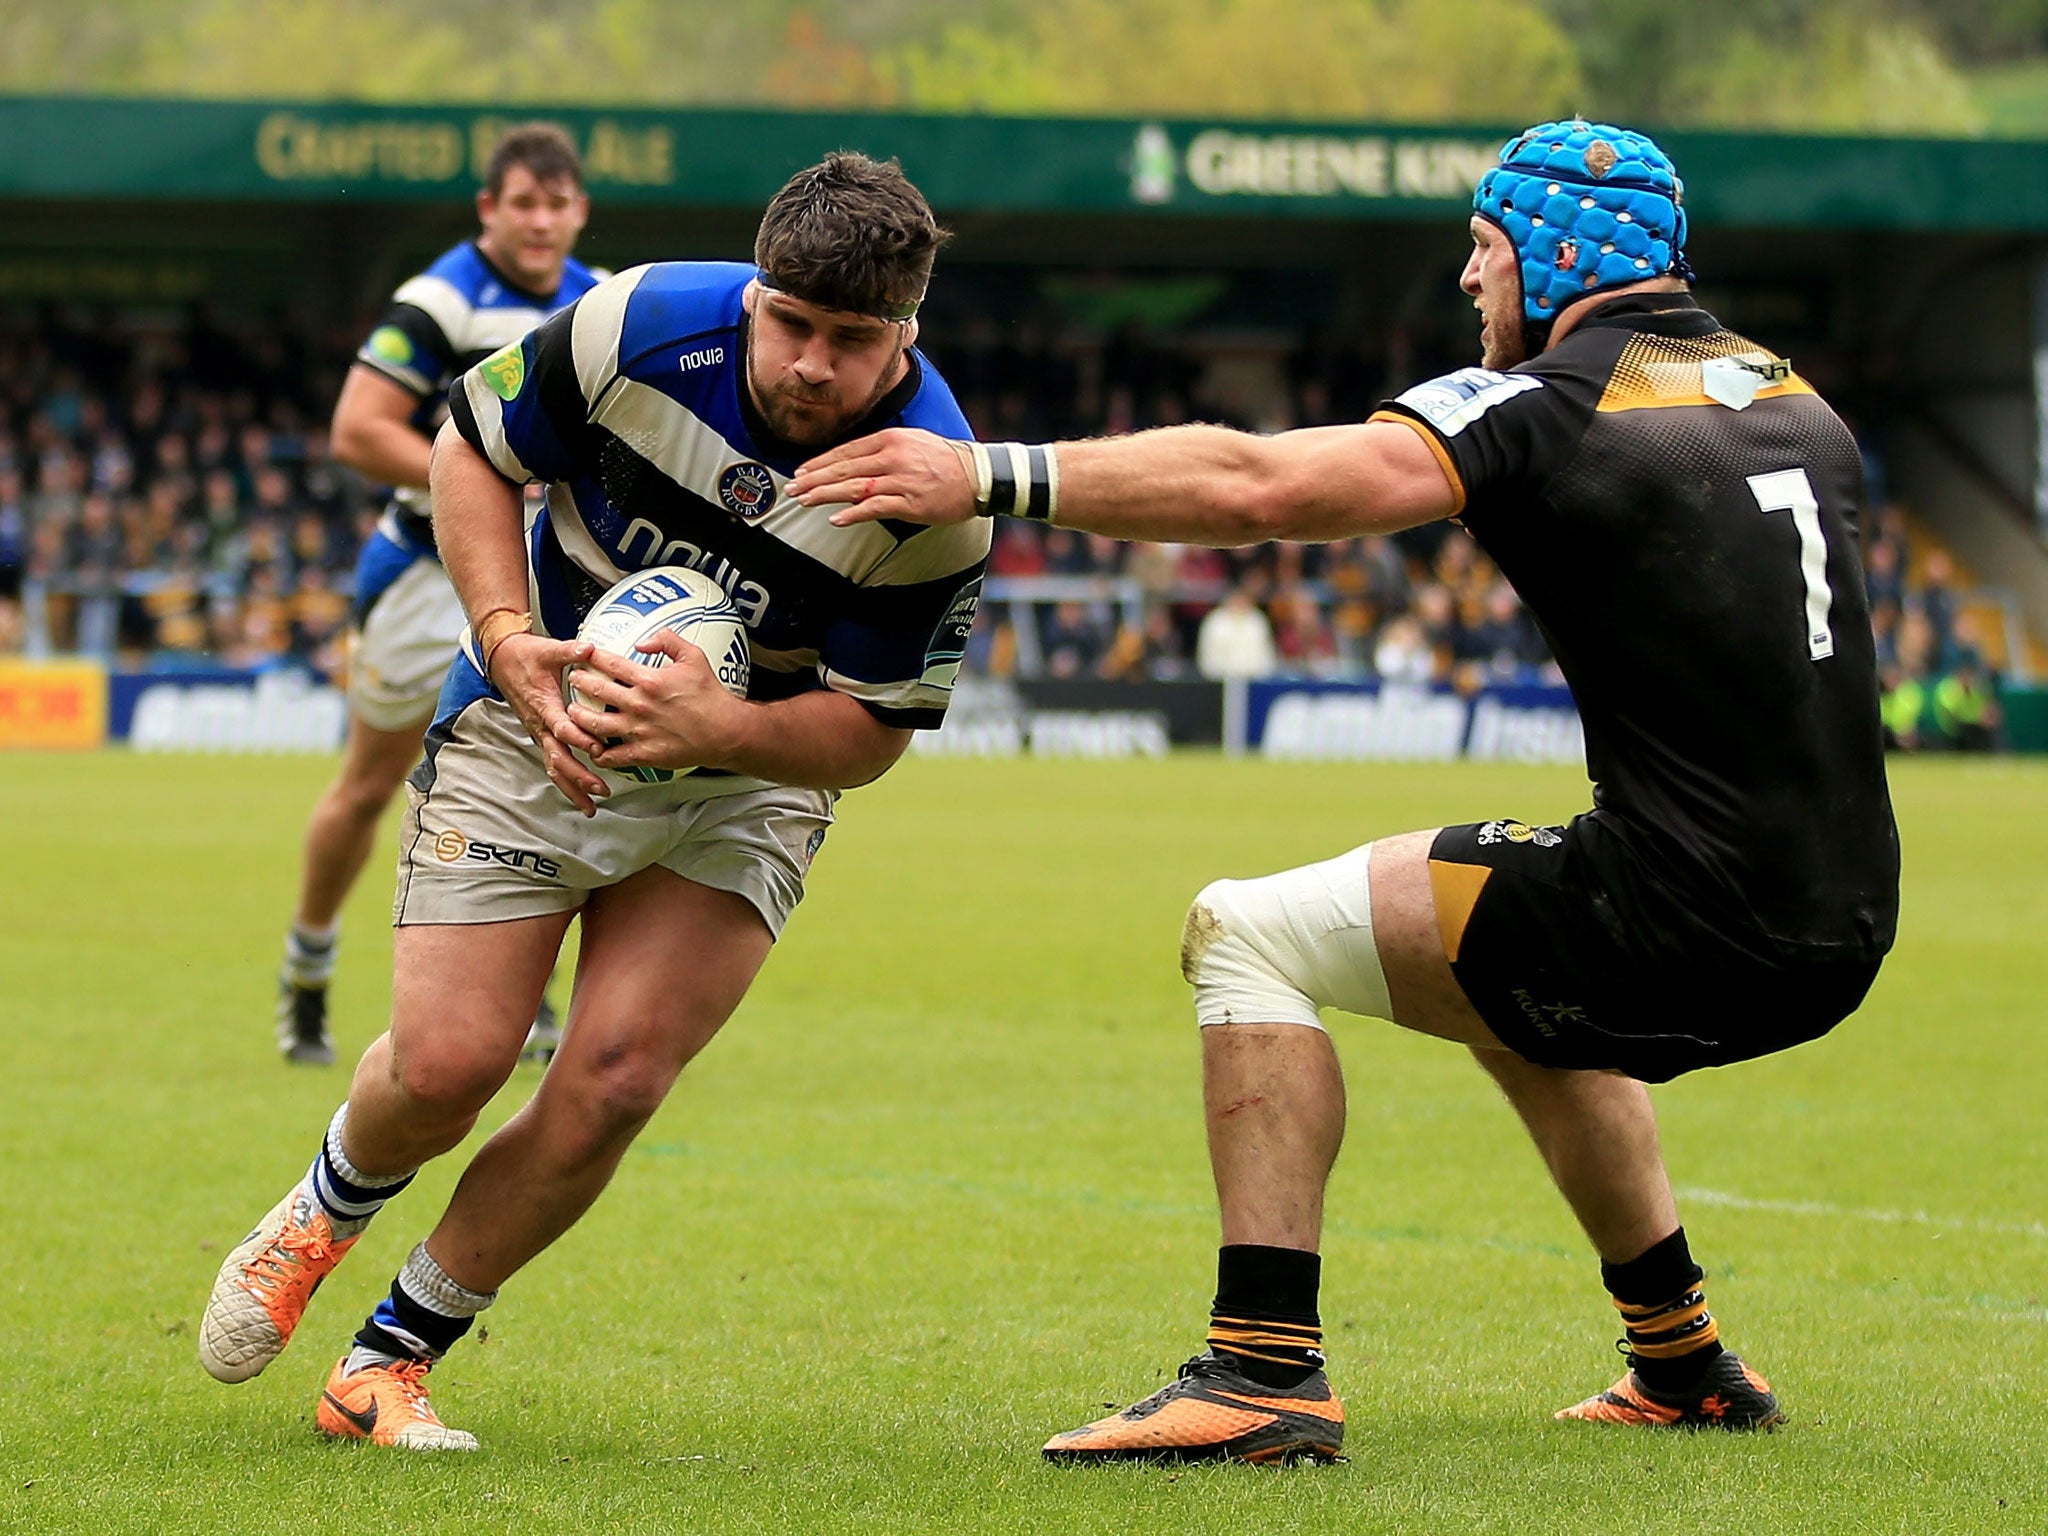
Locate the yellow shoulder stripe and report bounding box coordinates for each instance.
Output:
[1596,373,1816,414]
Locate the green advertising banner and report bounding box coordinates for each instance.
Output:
[2003,685,2048,752]
[4,96,2048,230]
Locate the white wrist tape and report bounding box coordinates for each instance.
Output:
[973,441,1059,522]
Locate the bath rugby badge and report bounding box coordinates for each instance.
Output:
[718,461,776,519]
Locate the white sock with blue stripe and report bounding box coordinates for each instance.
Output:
[283,922,339,988]
[306,1102,416,1239]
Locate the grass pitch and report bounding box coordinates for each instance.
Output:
[0,750,2043,1534]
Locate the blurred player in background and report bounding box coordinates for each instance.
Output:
[201,153,989,1450]
[276,123,601,1065]
[795,120,1899,1462]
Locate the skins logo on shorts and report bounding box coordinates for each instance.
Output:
[479,342,525,401]
[430,825,562,878]
[717,461,776,520]
[366,325,415,367]
[804,826,828,864]
[1476,819,1562,848]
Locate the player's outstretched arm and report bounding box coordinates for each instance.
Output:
[429,422,609,814]
[566,629,913,790]
[789,420,1458,546]
[331,365,436,490]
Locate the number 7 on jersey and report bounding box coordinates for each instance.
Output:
[1747,468,1835,661]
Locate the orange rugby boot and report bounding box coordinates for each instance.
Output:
[316,1356,479,1451]
[1043,1351,1345,1464]
[1555,1352,1783,1430]
[198,1183,357,1383]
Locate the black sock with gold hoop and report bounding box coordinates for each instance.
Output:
[1207,1244,1326,1389]
[1601,1227,1725,1393]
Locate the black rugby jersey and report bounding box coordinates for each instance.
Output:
[1374,294,1899,961]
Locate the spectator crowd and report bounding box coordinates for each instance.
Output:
[0,307,364,676]
[0,305,2017,749]
[1863,506,2006,752]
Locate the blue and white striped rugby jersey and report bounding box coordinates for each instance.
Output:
[356,241,605,522]
[449,261,989,730]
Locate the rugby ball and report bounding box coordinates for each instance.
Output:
[571,565,752,783]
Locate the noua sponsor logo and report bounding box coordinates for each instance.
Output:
[479,342,524,401]
[431,826,562,878]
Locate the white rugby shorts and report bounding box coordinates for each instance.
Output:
[393,692,835,936]
[348,558,468,732]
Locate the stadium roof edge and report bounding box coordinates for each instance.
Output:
[5,94,2048,231]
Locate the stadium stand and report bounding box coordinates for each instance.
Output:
[0,304,365,671]
[0,302,2019,747]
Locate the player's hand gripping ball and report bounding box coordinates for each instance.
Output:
[569,566,752,783]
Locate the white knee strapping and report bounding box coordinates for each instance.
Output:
[1179,842,1394,1030]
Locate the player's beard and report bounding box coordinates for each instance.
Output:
[1478,295,1533,370]
[746,336,908,448]
[1476,262,1551,370]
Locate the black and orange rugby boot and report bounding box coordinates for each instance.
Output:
[1555,1351,1783,1430]
[1043,1351,1344,1464]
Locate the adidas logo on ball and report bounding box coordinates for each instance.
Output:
[571,565,753,785]
[715,632,749,691]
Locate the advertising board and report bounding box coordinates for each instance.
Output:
[0,660,108,750]
[1230,679,1583,763]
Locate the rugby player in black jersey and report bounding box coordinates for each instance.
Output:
[793,120,1899,1462]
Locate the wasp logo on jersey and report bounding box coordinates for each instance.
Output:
[1476,819,1563,848]
[717,461,777,520]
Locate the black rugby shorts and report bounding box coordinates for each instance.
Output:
[1428,815,1880,1083]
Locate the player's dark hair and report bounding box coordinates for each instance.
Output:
[485,122,584,196]
[754,152,949,320]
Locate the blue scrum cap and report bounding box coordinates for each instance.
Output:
[1473,119,1692,325]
